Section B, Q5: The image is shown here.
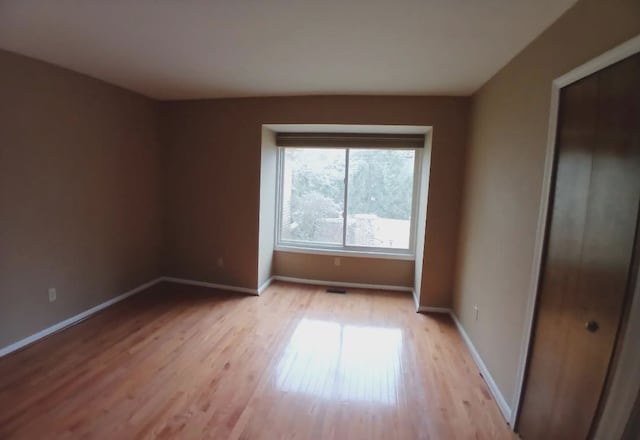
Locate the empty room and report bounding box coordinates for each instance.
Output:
[1,0,639,438]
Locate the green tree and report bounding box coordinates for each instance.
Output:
[347,150,414,219]
[283,148,415,243]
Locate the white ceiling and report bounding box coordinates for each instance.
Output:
[0,0,577,101]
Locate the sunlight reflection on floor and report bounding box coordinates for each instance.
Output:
[276,319,403,405]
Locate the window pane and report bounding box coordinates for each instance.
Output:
[346,149,415,249]
[280,148,345,245]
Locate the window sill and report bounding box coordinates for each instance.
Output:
[274,245,415,261]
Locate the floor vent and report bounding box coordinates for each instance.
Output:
[326,288,347,294]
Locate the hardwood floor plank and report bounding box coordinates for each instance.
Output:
[0,281,514,439]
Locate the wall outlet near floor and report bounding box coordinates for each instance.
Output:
[334,257,341,267]
[216,257,224,268]
[48,288,57,302]
[473,305,479,321]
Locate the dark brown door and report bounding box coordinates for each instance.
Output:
[517,52,640,439]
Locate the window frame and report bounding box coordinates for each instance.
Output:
[274,146,421,260]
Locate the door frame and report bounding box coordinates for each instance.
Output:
[511,33,640,430]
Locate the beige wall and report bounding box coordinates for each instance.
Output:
[257,128,277,287]
[273,251,414,288]
[0,54,467,350]
[414,135,432,298]
[0,50,164,348]
[162,96,470,304]
[453,0,640,410]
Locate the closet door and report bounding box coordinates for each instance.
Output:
[518,53,640,439]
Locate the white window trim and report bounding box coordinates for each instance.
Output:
[275,146,422,260]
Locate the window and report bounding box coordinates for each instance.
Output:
[276,146,420,257]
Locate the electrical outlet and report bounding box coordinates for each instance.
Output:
[217,257,224,268]
[48,288,57,302]
[334,257,341,267]
[473,306,479,321]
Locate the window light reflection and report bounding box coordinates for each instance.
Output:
[275,319,403,405]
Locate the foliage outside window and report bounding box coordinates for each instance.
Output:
[277,147,418,255]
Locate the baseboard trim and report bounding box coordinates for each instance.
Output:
[450,312,512,423]
[0,273,511,427]
[0,277,164,359]
[257,277,274,295]
[161,277,259,296]
[271,275,413,292]
[418,306,451,314]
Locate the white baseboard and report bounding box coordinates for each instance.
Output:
[257,277,274,295]
[449,312,512,423]
[418,306,451,314]
[0,276,263,358]
[161,276,259,295]
[0,277,164,358]
[163,275,411,297]
[0,275,412,359]
[271,275,413,292]
[0,273,511,428]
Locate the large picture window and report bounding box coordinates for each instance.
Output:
[276,146,419,256]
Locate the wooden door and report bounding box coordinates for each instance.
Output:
[517,52,640,439]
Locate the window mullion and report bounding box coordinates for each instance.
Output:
[342,149,349,248]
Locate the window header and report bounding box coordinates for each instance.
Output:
[275,132,425,149]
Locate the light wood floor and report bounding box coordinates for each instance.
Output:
[0,281,515,439]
